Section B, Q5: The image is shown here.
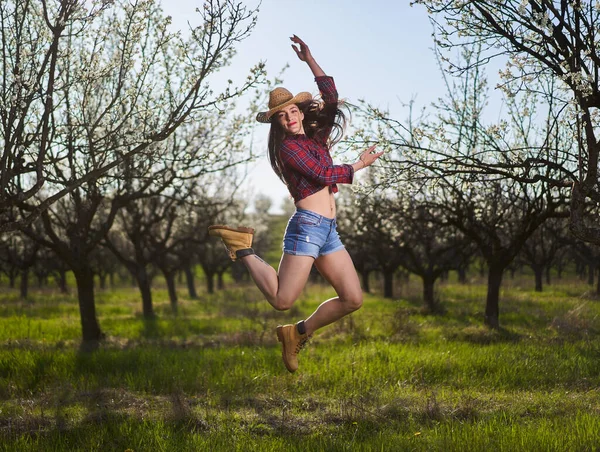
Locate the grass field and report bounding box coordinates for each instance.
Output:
[1,274,600,451]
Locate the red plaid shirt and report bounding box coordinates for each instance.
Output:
[278,76,354,203]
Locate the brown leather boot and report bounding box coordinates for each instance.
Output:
[276,324,310,373]
[208,225,254,261]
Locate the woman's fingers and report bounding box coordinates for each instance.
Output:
[291,34,307,46]
[361,145,377,158]
[290,42,303,59]
[360,145,384,166]
[290,35,310,59]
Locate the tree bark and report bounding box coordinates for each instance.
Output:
[20,269,29,300]
[422,272,437,312]
[485,265,504,329]
[533,266,543,292]
[56,269,68,293]
[588,264,594,286]
[217,271,225,290]
[164,270,178,314]
[205,270,215,294]
[72,266,103,342]
[184,265,198,299]
[361,269,370,293]
[458,265,467,284]
[135,266,154,319]
[99,273,107,290]
[9,270,16,288]
[383,269,394,298]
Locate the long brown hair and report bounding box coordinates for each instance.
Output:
[267,99,348,184]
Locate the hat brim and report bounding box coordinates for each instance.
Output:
[256,92,313,123]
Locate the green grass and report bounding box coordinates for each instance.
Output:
[1,276,600,451]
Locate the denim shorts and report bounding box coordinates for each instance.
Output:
[282,209,345,259]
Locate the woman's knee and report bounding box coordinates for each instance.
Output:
[272,295,295,311]
[345,291,363,312]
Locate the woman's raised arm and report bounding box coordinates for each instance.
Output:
[290,35,325,77]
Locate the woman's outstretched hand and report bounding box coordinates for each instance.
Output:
[358,145,384,169]
[290,35,313,62]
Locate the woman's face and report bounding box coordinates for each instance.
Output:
[275,104,304,135]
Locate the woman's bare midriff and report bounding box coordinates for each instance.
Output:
[295,186,336,218]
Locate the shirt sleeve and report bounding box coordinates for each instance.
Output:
[315,76,338,105]
[313,76,339,146]
[279,140,354,187]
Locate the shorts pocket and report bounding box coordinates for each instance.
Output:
[298,214,321,226]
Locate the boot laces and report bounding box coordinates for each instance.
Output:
[220,242,235,258]
[294,335,311,354]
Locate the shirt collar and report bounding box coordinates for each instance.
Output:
[285,133,308,141]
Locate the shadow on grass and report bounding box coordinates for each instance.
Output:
[2,387,209,434]
[0,297,78,319]
[2,410,206,450]
[389,300,521,345]
[141,317,162,338]
[448,325,522,345]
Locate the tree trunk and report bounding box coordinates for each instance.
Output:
[99,273,107,290]
[545,266,551,285]
[485,265,504,329]
[458,265,467,284]
[164,270,178,314]
[382,269,394,299]
[20,269,29,300]
[135,266,154,319]
[9,270,16,288]
[422,272,436,312]
[56,269,68,293]
[588,264,594,286]
[310,269,321,284]
[205,270,215,294]
[533,266,543,292]
[72,266,103,342]
[184,265,198,299]
[361,268,370,293]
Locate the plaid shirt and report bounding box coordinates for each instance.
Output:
[278,76,354,203]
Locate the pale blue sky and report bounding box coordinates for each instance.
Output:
[165,1,450,211]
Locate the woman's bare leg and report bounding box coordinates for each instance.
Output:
[239,253,315,311]
[304,249,363,335]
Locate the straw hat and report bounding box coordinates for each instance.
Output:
[256,87,313,123]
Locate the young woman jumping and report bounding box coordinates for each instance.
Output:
[209,35,383,373]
